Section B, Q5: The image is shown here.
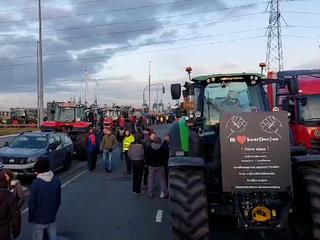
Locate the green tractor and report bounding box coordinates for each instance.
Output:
[168,68,320,239]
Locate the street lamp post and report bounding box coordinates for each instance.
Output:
[148,61,152,113]
[38,0,44,125]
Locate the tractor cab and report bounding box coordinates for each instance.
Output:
[54,102,86,123]
[273,69,320,153]
[171,70,268,131]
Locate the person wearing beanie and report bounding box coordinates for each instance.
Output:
[28,158,61,240]
[0,172,21,240]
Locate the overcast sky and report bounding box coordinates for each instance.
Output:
[0,0,319,110]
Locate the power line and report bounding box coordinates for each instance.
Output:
[0,0,182,13]
[0,0,194,24]
[283,10,320,14]
[0,12,266,46]
[43,8,265,33]
[287,25,320,29]
[0,27,266,61]
[0,35,265,68]
[0,1,267,25]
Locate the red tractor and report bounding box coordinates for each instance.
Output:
[41,102,93,159]
[272,70,320,153]
[102,108,123,130]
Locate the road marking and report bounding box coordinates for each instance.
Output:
[61,169,88,188]
[21,168,88,215]
[155,210,163,223]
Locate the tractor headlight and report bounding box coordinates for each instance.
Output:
[27,156,38,163]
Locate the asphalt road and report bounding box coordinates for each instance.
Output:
[12,124,292,240]
[16,125,171,240]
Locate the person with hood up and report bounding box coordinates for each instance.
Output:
[145,137,169,198]
[0,172,21,240]
[123,130,135,175]
[128,135,145,194]
[28,158,61,240]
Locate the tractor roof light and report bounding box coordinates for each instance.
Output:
[259,63,266,68]
[186,66,192,73]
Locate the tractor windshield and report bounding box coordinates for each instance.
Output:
[204,81,264,126]
[12,109,26,117]
[55,107,85,122]
[298,95,320,122]
[105,110,119,119]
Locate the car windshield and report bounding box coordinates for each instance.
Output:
[9,136,48,149]
[55,107,85,122]
[203,81,265,126]
[299,95,320,121]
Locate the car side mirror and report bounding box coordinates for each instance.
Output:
[4,141,9,147]
[171,84,181,100]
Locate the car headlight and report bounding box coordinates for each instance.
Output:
[27,156,38,163]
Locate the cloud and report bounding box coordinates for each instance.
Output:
[1,0,312,109]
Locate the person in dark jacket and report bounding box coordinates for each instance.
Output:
[0,172,21,240]
[142,131,156,189]
[116,127,125,160]
[128,135,145,194]
[86,127,98,171]
[3,169,25,209]
[145,137,169,198]
[29,158,61,240]
[161,134,170,184]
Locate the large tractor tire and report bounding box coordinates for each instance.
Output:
[291,167,320,240]
[169,167,210,240]
[74,133,87,160]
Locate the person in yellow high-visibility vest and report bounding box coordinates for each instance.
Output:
[123,130,135,175]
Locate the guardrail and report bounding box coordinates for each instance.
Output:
[0,124,38,128]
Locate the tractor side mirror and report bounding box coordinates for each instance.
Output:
[288,78,299,95]
[282,99,289,111]
[171,84,181,100]
[299,96,307,107]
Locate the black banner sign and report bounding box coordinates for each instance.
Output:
[220,111,292,192]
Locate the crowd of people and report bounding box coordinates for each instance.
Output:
[86,126,170,198]
[0,125,169,240]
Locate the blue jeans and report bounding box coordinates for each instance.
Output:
[32,222,57,240]
[103,150,113,171]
